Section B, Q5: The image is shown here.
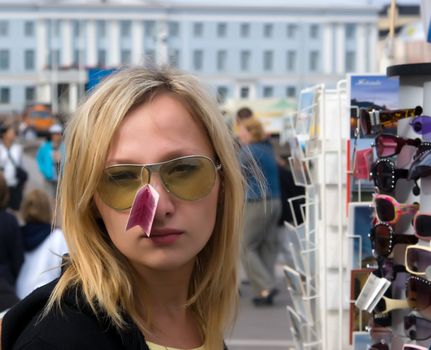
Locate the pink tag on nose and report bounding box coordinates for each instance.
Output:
[125,184,160,236]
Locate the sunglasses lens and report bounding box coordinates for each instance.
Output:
[375,198,396,222]
[404,315,415,330]
[376,134,398,158]
[406,277,431,314]
[373,161,393,192]
[359,109,372,135]
[413,316,431,341]
[371,225,391,256]
[161,156,217,201]
[370,343,389,350]
[415,214,431,238]
[98,165,149,210]
[406,247,431,275]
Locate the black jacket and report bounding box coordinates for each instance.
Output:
[2,279,151,350]
[2,279,228,350]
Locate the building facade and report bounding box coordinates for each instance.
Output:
[0,0,379,116]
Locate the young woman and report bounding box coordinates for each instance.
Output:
[1,67,245,350]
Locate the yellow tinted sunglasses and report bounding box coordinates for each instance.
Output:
[97,155,221,210]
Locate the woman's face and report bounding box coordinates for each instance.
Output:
[237,123,251,144]
[94,94,220,273]
[2,127,16,144]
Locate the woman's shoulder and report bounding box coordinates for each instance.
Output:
[2,280,146,350]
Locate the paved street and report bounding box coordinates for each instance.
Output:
[22,143,295,350]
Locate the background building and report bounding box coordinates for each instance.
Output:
[0,0,380,117]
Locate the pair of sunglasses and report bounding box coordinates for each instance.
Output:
[406,275,431,319]
[403,345,428,350]
[369,342,389,350]
[97,155,221,210]
[414,212,431,240]
[371,158,410,193]
[369,223,418,257]
[405,245,431,277]
[404,314,431,341]
[359,106,423,136]
[373,133,422,158]
[374,194,419,224]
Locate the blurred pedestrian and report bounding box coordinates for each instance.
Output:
[0,120,27,211]
[36,124,65,199]
[0,172,24,313]
[16,189,68,299]
[2,66,246,350]
[238,116,282,306]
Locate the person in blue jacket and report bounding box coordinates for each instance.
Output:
[35,124,65,198]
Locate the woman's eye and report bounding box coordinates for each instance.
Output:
[107,171,139,183]
[168,164,198,176]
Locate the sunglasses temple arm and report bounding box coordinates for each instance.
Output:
[400,203,420,215]
[394,169,409,179]
[384,298,410,313]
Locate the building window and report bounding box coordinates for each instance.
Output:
[240,23,250,38]
[0,87,10,104]
[263,50,273,71]
[286,50,296,71]
[0,50,10,70]
[51,20,60,37]
[97,49,106,67]
[97,20,106,38]
[144,21,156,37]
[217,86,228,104]
[24,21,34,37]
[217,50,227,71]
[73,49,84,66]
[287,24,297,38]
[346,24,356,39]
[48,49,61,67]
[309,50,319,72]
[168,49,180,68]
[168,22,179,37]
[263,86,273,98]
[240,86,249,99]
[120,21,131,38]
[0,21,8,36]
[146,49,155,64]
[263,23,273,38]
[24,49,35,70]
[217,23,226,38]
[310,24,319,39]
[346,51,356,72]
[286,86,296,98]
[193,22,203,37]
[121,49,131,64]
[72,20,80,37]
[240,50,250,71]
[193,50,203,70]
[25,87,35,103]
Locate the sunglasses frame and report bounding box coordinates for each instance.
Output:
[99,155,222,210]
[374,194,419,224]
[373,133,421,158]
[406,275,431,315]
[374,295,410,314]
[369,223,418,257]
[404,314,431,341]
[359,106,423,136]
[371,158,409,193]
[402,345,428,350]
[405,245,431,277]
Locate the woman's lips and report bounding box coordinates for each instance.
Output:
[142,228,184,245]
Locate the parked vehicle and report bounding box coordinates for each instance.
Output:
[22,104,56,136]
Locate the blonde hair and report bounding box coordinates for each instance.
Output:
[47,66,245,349]
[240,117,266,143]
[21,189,52,224]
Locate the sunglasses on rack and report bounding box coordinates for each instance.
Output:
[404,314,431,341]
[413,213,431,240]
[359,106,423,136]
[373,133,422,158]
[97,155,221,210]
[371,158,410,193]
[374,257,407,281]
[369,342,389,350]
[374,194,419,224]
[405,245,431,277]
[369,223,418,257]
[410,115,431,135]
[406,275,431,319]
